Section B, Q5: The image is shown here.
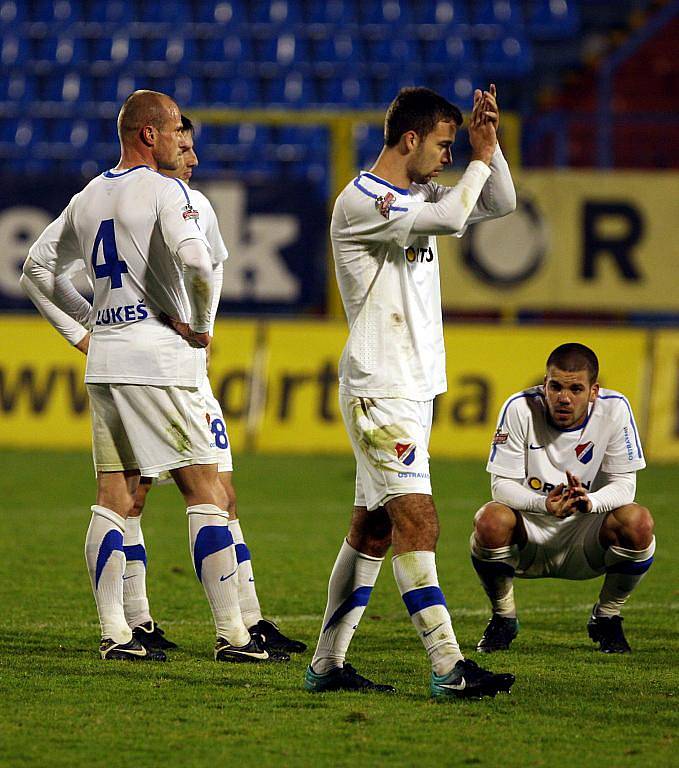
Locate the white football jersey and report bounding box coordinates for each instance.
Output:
[191,187,228,267]
[487,386,646,496]
[332,173,449,400]
[31,165,210,387]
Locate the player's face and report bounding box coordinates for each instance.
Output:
[164,131,198,182]
[544,367,599,429]
[154,103,186,171]
[407,120,456,184]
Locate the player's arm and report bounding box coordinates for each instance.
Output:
[567,470,637,515]
[491,475,548,513]
[175,239,214,347]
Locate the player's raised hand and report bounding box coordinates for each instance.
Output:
[159,312,211,348]
[469,87,497,165]
[545,483,576,519]
[482,84,499,130]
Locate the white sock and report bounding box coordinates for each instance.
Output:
[85,505,131,644]
[187,504,250,647]
[228,518,263,628]
[311,540,383,674]
[122,514,152,629]
[470,537,520,618]
[393,550,463,676]
[596,537,656,617]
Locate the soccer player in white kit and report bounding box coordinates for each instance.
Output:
[472,343,655,654]
[21,91,270,662]
[127,116,306,659]
[305,86,517,699]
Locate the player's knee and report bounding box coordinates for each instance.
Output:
[473,502,515,546]
[617,503,654,547]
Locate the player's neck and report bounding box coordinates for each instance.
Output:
[114,148,157,172]
[369,150,412,191]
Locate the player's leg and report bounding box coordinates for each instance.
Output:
[588,503,655,652]
[87,382,165,661]
[122,478,178,651]
[470,501,525,651]
[306,503,391,690]
[388,492,515,700]
[222,472,307,656]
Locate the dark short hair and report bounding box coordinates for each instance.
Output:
[546,343,599,384]
[181,114,194,134]
[384,87,463,147]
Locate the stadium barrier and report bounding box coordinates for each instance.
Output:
[3,316,672,461]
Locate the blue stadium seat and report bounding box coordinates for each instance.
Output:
[134,1,191,23]
[473,0,524,28]
[355,124,385,168]
[304,0,357,24]
[321,75,372,106]
[482,33,533,77]
[0,1,25,27]
[366,37,419,67]
[82,0,133,23]
[33,35,88,66]
[313,32,364,64]
[204,76,261,106]
[372,69,421,105]
[423,34,476,71]
[359,0,410,25]
[0,33,30,65]
[410,1,469,25]
[174,75,204,106]
[91,34,143,65]
[31,0,83,25]
[42,70,91,102]
[0,71,34,102]
[143,36,195,65]
[528,0,580,40]
[265,71,317,107]
[198,34,253,64]
[251,0,303,25]
[192,0,248,25]
[257,33,309,66]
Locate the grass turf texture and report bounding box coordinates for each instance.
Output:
[0,451,676,768]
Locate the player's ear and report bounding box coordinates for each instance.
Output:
[140,125,155,147]
[402,130,419,153]
[590,382,600,401]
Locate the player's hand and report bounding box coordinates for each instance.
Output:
[545,483,578,519]
[566,470,592,514]
[469,88,497,165]
[159,312,211,349]
[74,333,90,355]
[482,84,499,131]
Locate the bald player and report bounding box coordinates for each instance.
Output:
[21,91,272,663]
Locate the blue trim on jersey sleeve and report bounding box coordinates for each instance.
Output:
[171,176,191,205]
[489,391,543,462]
[361,172,410,195]
[103,165,151,178]
[598,395,643,458]
[353,176,408,211]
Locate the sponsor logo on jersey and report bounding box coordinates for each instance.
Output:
[395,441,416,466]
[405,245,434,263]
[397,471,430,479]
[623,427,634,460]
[529,476,592,493]
[575,441,595,464]
[492,429,509,445]
[375,192,396,219]
[182,204,200,221]
[528,477,543,490]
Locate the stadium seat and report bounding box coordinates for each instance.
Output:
[366,37,419,67]
[313,31,364,65]
[0,33,29,66]
[0,1,25,27]
[303,0,357,25]
[91,34,143,65]
[82,0,133,23]
[41,70,91,102]
[251,0,303,25]
[423,34,476,71]
[528,0,580,40]
[32,35,88,66]
[133,1,191,24]
[359,0,410,25]
[31,0,83,25]
[410,1,469,25]
[142,36,195,65]
[204,76,261,106]
[355,123,385,168]
[198,34,253,64]
[192,0,248,25]
[265,71,317,106]
[321,75,373,106]
[473,0,524,28]
[482,33,533,77]
[0,71,34,102]
[256,33,309,66]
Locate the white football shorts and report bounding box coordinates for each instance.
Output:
[339,394,433,511]
[88,383,216,476]
[512,510,608,580]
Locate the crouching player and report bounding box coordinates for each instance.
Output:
[471,343,655,654]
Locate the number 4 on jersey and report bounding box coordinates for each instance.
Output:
[92,219,128,288]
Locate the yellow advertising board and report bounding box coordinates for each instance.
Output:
[438,171,679,313]
[0,317,654,462]
[646,331,679,462]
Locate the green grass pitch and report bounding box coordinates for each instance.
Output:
[0,450,676,768]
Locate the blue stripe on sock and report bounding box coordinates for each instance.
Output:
[235,543,251,564]
[471,555,516,578]
[323,586,373,632]
[95,529,124,589]
[123,544,147,567]
[193,525,234,583]
[606,555,654,576]
[402,585,447,616]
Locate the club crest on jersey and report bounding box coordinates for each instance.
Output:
[375,192,396,219]
[575,441,595,464]
[395,442,416,466]
[182,204,199,221]
[492,429,509,445]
